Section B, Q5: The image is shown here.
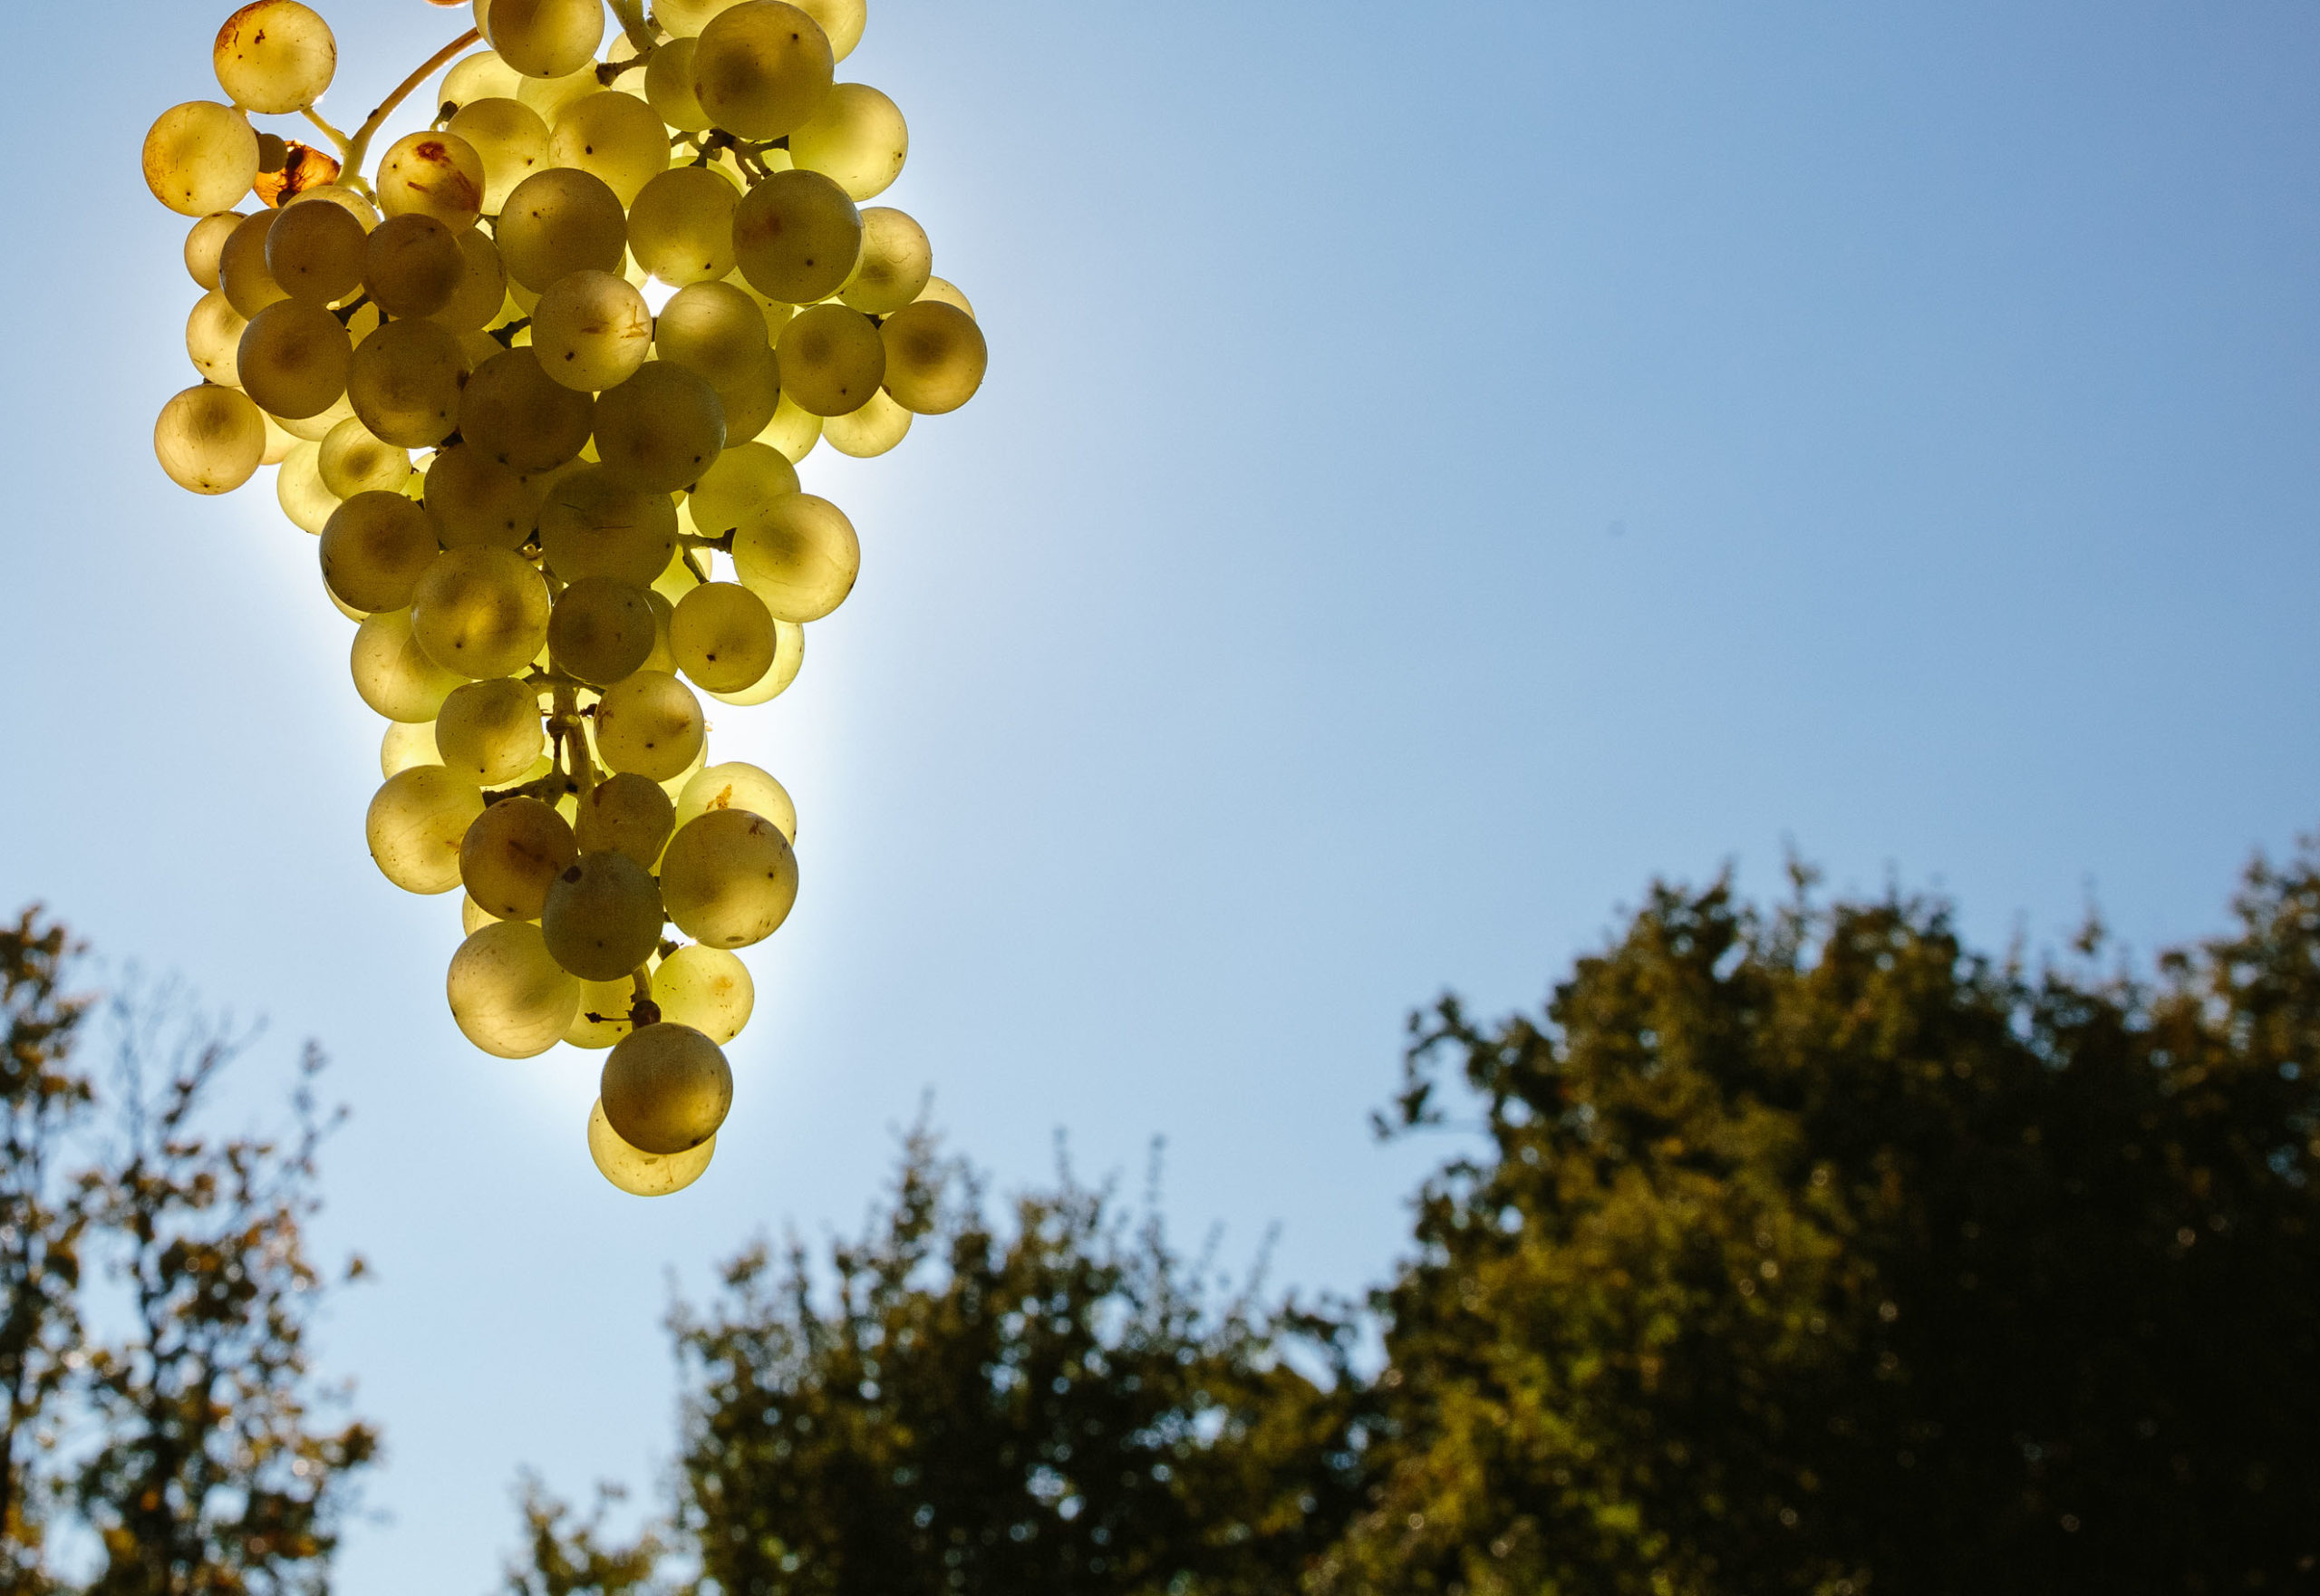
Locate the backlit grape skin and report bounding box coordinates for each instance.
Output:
[143,0,990,1195]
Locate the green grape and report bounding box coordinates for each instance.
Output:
[532,270,652,391]
[838,207,932,315]
[238,300,353,421]
[587,1098,715,1195]
[184,210,245,290]
[186,291,247,386]
[154,384,266,495]
[446,97,549,213]
[601,1023,730,1154]
[425,444,540,549]
[218,211,288,318]
[652,945,755,1044]
[348,319,463,447]
[575,772,676,870]
[792,0,865,60]
[437,676,546,784]
[213,2,336,113]
[655,0,745,35]
[821,388,912,459]
[593,363,727,493]
[714,352,783,450]
[318,416,411,498]
[449,920,580,1059]
[320,491,436,613]
[566,978,641,1050]
[380,717,441,779]
[548,576,657,685]
[352,607,466,721]
[642,590,679,674]
[775,304,884,416]
[410,546,552,678]
[652,280,767,390]
[677,759,796,843]
[264,197,365,305]
[788,82,906,201]
[430,227,511,333]
[915,276,976,319]
[686,443,798,537]
[497,168,626,291]
[757,391,823,462]
[643,36,711,131]
[460,796,578,921]
[482,0,607,80]
[671,582,776,693]
[144,102,259,217]
[660,808,798,949]
[594,670,705,781]
[442,48,526,111]
[366,765,484,895]
[377,131,486,231]
[548,92,670,208]
[538,468,678,585]
[732,492,856,621]
[276,440,338,533]
[627,167,740,286]
[706,618,802,705]
[542,850,666,981]
[362,213,464,318]
[693,2,835,140]
[459,348,595,470]
[881,300,988,415]
[732,168,861,305]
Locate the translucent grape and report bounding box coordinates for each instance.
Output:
[757,392,823,463]
[481,0,607,81]
[820,389,912,459]
[542,851,666,981]
[366,766,484,895]
[516,59,604,125]
[430,227,510,332]
[185,210,245,290]
[627,167,740,286]
[446,97,549,213]
[377,132,486,230]
[655,0,745,34]
[548,92,670,208]
[532,270,652,391]
[362,214,464,318]
[538,469,678,585]
[789,0,865,60]
[788,82,906,201]
[459,348,595,470]
[442,48,526,111]
[153,385,266,495]
[881,300,988,414]
[348,318,463,447]
[496,169,626,291]
[277,440,339,533]
[652,944,754,1044]
[264,197,365,305]
[352,607,467,721]
[593,363,727,493]
[732,492,856,621]
[287,183,381,232]
[594,671,705,782]
[776,304,884,417]
[685,442,798,537]
[566,980,642,1050]
[575,772,676,871]
[275,389,356,442]
[320,491,437,613]
[318,416,411,498]
[660,808,798,949]
[437,676,546,784]
[425,444,540,549]
[601,1023,730,1154]
[671,582,776,693]
[410,546,552,678]
[381,718,441,779]
[214,3,336,114]
[676,759,796,843]
[706,618,803,706]
[587,1098,716,1195]
[461,894,501,935]
[144,102,259,217]
[915,276,976,319]
[218,211,288,318]
[712,354,786,459]
[649,280,762,392]
[460,796,578,921]
[732,169,861,305]
[549,576,657,685]
[260,410,301,466]
[186,292,247,386]
[449,920,580,1059]
[642,591,680,675]
[643,37,710,131]
[692,2,835,140]
[839,207,932,315]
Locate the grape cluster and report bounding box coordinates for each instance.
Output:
[142,0,987,1197]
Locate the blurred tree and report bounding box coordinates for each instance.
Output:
[1319,855,2320,1596]
[502,1476,665,1596]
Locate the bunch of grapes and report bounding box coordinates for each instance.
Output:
[142,0,987,1197]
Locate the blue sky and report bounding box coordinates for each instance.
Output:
[5,0,2318,1582]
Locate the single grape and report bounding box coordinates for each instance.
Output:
[214,2,336,113]
[757,391,824,463]
[643,37,711,131]
[549,576,658,685]
[692,2,835,140]
[153,384,266,495]
[793,0,866,60]
[448,920,581,1059]
[671,582,776,693]
[660,808,798,949]
[218,211,289,318]
[320,491,437,614]
[537,468,678,585]
[186,292,247,386]
[566,975,643,1050]
[425,444,542,550]
[548,91,671,208]
[461,796,579,921]
[676,760,796,843]
[880,300,989,415]
[732,492,857,622]
[447,97,550,213]
[482,0,607,81]
[787,82,907,201]
[732,168,861,305]
[652,280,768,391]
[184,210,246,290]
[838,207,933,315]
[443,48,526,111]
[822,389,913,459]
[276,440,339,533]
[264,197,365,305]
[600,1022,731,1154]
[410,546,553,678]
[776,304,884,417]
[317,416,411,498]
[541,851,666,982]
[587,1098,716,1195]
[532,270,652,392]
[651,944,755,1045]
[685,442,798,537]
[429,227,511,332]
[380,718,442,779]
[627,167,740,286]
[377,131,486,230]
[144,102,259,217]
[575,772,676,871]
[496,168,626,292]
[459,348,596,471]
[705,618,804,706]
[437,677,546,784]
[594,670,706,782]
[915,276,977,319]
[593,363,727,493]
[362,214,465,319]
[348,318,463,447]
[366,766,484,895]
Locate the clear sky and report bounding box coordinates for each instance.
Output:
[5,0,2317,1583]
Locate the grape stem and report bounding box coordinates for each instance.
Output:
[339,27,485,199]
[608,0,657,56]
[626,971,661,1030]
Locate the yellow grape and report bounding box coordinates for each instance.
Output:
[652,280,768,390]
[575,772,676,870]
[732,168,861,305]
[549,576,658,685]
[652,944,755,1044]
[600,1022,731,1154]
[351,608,467,721]
[532,269,653,392]
[676,759,796,843]
[660,808,798,949]
[538,468,679,585]
[713,351,783,450]
[732,492,857,622]
[184,210,245,290]
[377,131,487,230]
[186,291,247,386]
[362,214,465,319]
[775,304,884,416]
[154,384,266,495]
[627,167,740,286]
[594,670,706,782]
[838,207,932,315]
[686,442,798,537]
[459,348,596,470]
[793,0,866,61]
[756,391,823,463]
[670,582,776,693]
[264,197,365,305]
[410,546,553,678]
[587,1098,716,1195]
[144,102,259,217]
[276,440,339,533]
[348,318,463,447]
[319,491,436,614]
[881,300,989,415]
[482,0,607,81]
[497,168,627,291]
[567,981,642,1051]
[821,389,912,459]
[460,796,578,921]
[430,227,511,333]
[448,920,580,1059]
[787,82,906,201]
[447,97,550,213]
[442,48,527,111]
[706,618,802,706]
[643,37,711,131]
[915,276,976,319]
[218,211,288,318]
[692,2,835,140]
[549,92,671,208]
[380,718,441,779]
[425,444,541,550]
[366,766,484,895]
[541,851,666,982]
[317,417,411,498]
[592,363,727,493]
[437,677,547,784]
